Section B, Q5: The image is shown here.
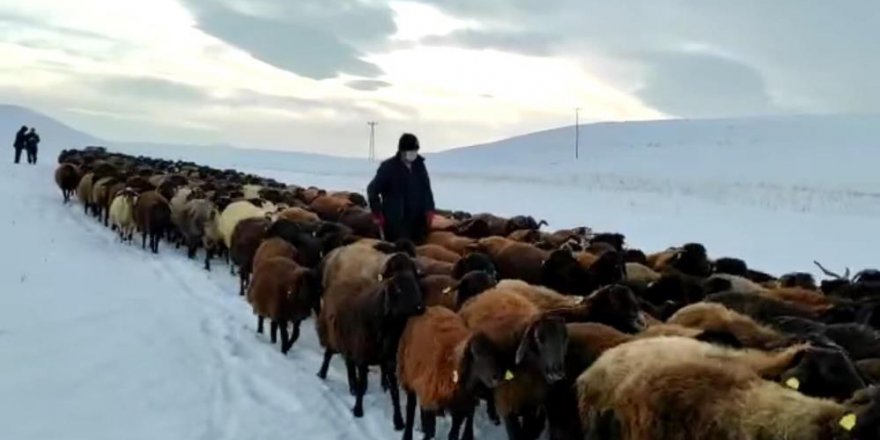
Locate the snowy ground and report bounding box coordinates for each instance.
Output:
[0,161,505,440]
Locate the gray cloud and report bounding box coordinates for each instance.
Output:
[346,79,392,91]
[414,0,880,115]
[88,76,211,103]
[636,51,779,117]
[423,29,554,56]
[180,0,395,80]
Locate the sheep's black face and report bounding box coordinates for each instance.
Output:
[384,271,425,320]
[712,257,748,277]
[591,251,626,288]
[588,285,645,334]
[780,272,817,290]
[673,246,712,278]
[781,346,865,401]
[465,334,505,389]
[455,271,496,307]
[623,249,648,265]
[516,318,568,384]
[849,386,880,439]
[453,252,496,280]
[542,250,592,296]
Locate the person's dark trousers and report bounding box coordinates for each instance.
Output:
[14,147,23,164]
[26,147,37,164]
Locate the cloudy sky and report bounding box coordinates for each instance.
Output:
[0,1,875,156]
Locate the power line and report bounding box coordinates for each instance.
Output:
[367,121,378,161]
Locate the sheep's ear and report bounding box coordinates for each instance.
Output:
[468,333,495,362]
[515,322,536,365]
[374,242,396,254]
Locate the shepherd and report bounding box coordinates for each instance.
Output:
[13,125,27,164]
[367,133,436,243]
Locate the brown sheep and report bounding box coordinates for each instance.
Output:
[508,229,543,244]
[179,198,222,270]
[91,176,120,226]
[133,191,171,253]
[417,256,454,277]
[320,239,414,292]
[230,217,270,296]
[493,242,550,284]
[458,287,569,440]
[417,244,461,264]
[667,302,790,350]
[247,257,320,354]
[421,271,497,311]
[398,307,504,440]
[316,252,425,428]
[76,172,95,215]
[577,337,880,440]
[252,237,298,273]
[309,195,353,222]
[54,163,80,203]
[276,207,320,224]
[425,231,476,255]
[337,206,381,239]
[761,287,833,312]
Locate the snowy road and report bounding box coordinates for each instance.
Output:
[0,163,497,439]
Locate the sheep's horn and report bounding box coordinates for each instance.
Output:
[813,260,850,280]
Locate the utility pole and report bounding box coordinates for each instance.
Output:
[575,107,581,160]
[367,121,378,161]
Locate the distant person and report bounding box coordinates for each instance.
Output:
[13,125,27,164]
[367,133,436,243]
[25,127,40,165]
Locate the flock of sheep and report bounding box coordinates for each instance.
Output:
[53,146,880,440]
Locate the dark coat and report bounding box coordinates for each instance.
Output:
[367,154,435,243]
[25,132,39,151]
[13,129,27,149]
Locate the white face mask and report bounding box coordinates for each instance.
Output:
[403,151,418,162]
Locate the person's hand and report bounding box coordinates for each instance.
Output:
[426,211,435,227]
[373,213,385,227]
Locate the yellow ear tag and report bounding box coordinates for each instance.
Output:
[504,370,515,381]
[452,370,459,384]
[839,413,857,431]
[442,287,453,294]
[784,377,800,390]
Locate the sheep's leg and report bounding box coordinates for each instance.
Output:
[345,359,358,395]
[503,415,523,440]
[449,407,470,440]
[522,408,545,440]
[461,405,476,440]
[142,231,147,250]
[284,322,299,353]
[420,410,436,440]
[257,316,264,334]
[278,320,291,354]
[402,391,417,440]
[382,364,404,430]
[270,320,278,344]
[352,364,368,418]
[204,248,213,271]
[317,349,334,379]
[485,394,500,425]
[239,272,247,296]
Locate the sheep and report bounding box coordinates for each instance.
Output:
[337,206,381,239]
[421,271,497,311]
[179,198,222,270]
[90,176,119,225]
[247,257,321,354]
[397,307,505,440]
[705,273,768,295]
[780,271,818,290]
[262,219,323,269]
[667,302,789,350]
[276,207,320,224]
[133,190,172,254]
[451,252,496,280]
[108,188,138,244]
[425,232,476,255]
[230,217,270,296]
[713,257,749,277]
[417,256,454,277]
[252,237,298,273]
[458,287,570,440]
[242,183,263,200]
[625,262,661,286]
[321,239,415,292]
[316,252,425,428]
[576,337,880,440]
[417,244,461,264]
[76,172,95,215]
[706,291,819,324]
[648,243,712,277]
[54,163,80,203]
[761,287,833,312]
[218,200,272,251]
[309,194,353,222]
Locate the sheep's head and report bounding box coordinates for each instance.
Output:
[454,271,497,308]
[623,249,648,265]
[460,333,505,389]
[842,386,880,439]
[780,272,817,290]
[589,233,625,252]
[591,250,627,287]
[541,249,592,296]
[381,254,425,319]
[585,285,645,334]
[452,252,496,280]
[781,344,865,402]
[713,257,748,277]
[515,316,569,384]
[671,243,712,277]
